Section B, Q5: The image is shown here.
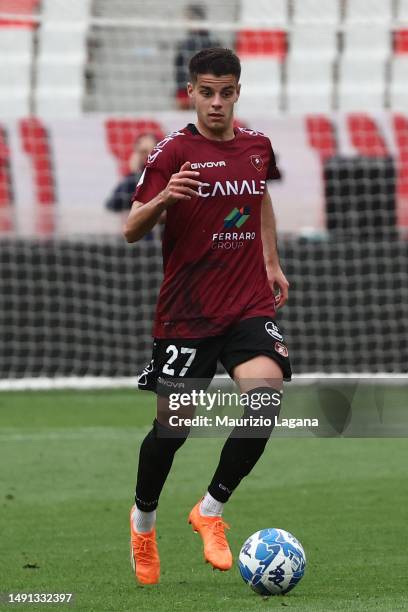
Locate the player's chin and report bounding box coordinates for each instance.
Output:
[207,115,227,129]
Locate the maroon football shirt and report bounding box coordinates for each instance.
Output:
[133,124,281,338]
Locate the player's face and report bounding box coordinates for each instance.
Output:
[188,74,240,136]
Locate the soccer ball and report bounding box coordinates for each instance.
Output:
[238,528,306,596]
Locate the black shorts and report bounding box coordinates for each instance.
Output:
[138,316,292,396]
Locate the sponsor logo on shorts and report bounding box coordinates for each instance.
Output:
[265,321,283,341]
[138,359,154,387]
[275,341,289,358]
[158,376,185,389]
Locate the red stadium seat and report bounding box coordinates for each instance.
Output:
[19,118,55,206]
[236,30,286,113]
[0,126,12,231]
[347,114,388,157]
[236,30,287,60]
[306,115,337,161]
[393,115,408,217]
[19,118,56,235]
[394,30,408,54]
[0,0,38,28]
[105,119,165,177]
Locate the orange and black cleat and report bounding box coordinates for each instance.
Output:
[129,505,160,585]
[188,501,233,571]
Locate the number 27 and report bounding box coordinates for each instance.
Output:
[162,345,196,377]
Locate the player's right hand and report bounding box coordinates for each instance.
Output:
[160,161,201,206]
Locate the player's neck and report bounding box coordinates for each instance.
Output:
[195,119,235,142]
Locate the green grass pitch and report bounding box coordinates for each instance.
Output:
[0,388,407,611]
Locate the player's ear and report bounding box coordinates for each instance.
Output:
[236,83,241,101]
[187,82,194,98]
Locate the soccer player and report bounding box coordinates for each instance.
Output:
[124,48,291,585]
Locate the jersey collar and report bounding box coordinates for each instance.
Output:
[186,123,238,141]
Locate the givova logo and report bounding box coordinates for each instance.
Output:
[224,206,250,228]
[191,161,226,169]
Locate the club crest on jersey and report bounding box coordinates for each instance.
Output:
[275,341,289,358]
[250,154,264,171]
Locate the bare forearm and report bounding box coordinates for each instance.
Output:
[261,190,289,307]
[123,161,201,243]
[261,190,279,268]
[123,193,167,243]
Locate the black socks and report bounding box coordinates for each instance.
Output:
[135,418,190,511]
[207,387,282,503]
[135,387,282,510]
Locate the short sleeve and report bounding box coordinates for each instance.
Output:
[266,139,281,181]
[132,137,180,204]
[132,166,170,204]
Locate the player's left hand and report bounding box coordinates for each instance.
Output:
[266,264,289,309]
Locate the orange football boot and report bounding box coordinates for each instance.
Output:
[129,505,160,585]
[188,500,233,571]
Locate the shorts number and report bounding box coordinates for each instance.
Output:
[162,345,178,375]
[179,347,197,376]
[162,345,196,377]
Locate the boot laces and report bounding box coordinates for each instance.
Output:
[210,519,230,548]
[134,534,155,564]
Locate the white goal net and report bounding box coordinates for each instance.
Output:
[1,0,408,386]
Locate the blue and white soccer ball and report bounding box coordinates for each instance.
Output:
[238,528,306,596]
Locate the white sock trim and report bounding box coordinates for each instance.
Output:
[132,507,156,533]
[199,492,224,517]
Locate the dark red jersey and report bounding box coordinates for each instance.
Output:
[133,124,281,338]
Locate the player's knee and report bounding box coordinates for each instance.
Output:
[234,356,284,389]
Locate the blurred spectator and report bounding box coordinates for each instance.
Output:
[175,4,220,110]
[106,133,157,212]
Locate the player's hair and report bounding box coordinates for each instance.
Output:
[189,48,241,83]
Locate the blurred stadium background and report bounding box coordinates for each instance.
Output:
[1,0,408,385]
